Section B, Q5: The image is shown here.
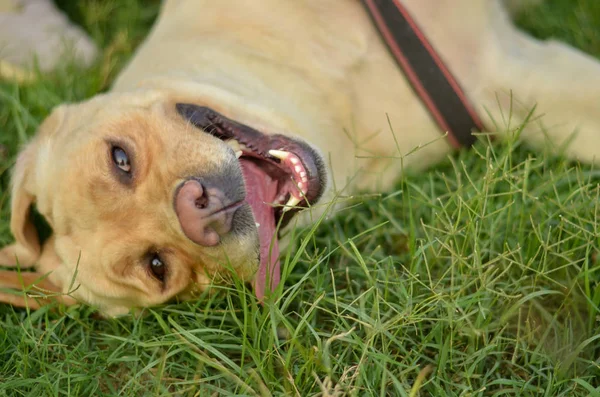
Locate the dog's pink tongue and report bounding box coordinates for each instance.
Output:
[240,159,280,300]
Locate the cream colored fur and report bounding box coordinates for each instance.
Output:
[1,0,599,315]
[115,0,600,193]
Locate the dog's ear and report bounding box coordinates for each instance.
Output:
[0,107,66,267]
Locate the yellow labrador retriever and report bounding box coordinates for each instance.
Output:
[1,0,599,316]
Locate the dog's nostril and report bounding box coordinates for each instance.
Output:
[175,178,239,247]
[194,192,209,209]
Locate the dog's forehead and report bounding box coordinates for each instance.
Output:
[92,104,225,148]
[62,110,231,239]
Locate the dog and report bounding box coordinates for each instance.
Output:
[1,0,599,316]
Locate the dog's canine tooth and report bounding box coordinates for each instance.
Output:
[235,150,243,159]
[255,222,261,228]
[226,139,242,151]
[282,196,301,212]
[268,149,290,160]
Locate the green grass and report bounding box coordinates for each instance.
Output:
[1,1,600,395]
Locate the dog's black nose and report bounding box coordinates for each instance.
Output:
[174,179,243,246]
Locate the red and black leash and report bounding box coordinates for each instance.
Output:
[362,0,484,148]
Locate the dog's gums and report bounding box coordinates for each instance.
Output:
[176,103,326,299]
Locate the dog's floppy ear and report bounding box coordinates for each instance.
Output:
[0,106,66,267]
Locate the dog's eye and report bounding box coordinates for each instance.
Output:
[149,254,166,282]
[112,146,131,173]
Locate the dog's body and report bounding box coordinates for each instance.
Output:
[2,0,600,316]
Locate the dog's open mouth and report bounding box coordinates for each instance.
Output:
[176,104,326,299]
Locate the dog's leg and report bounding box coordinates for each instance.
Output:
[0,290,44,309]
[0,236,76,309]
[0,269,75,309]
[401,0,600,163]
[478,0,600,163]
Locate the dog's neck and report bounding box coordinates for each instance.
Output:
[110,0,387,196]
[115,0,521,193]
[111,1,366,142]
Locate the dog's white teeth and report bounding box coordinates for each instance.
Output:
[282,196,301,212]
[255,222,261,228]
[226,138,240,149]
[268,149,290,160]
[227,140,246,158]
[269,150,308,205]
[227,139,246,157]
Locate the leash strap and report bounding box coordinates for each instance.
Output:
[362,0,484,148]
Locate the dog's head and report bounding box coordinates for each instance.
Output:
[7,92,326,314]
